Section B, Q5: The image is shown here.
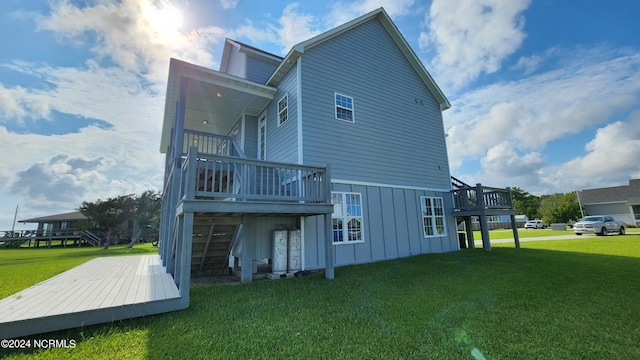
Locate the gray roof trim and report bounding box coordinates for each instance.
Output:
[20,211,87,223]
[220,38,283,73]
[265,8,451,110]
[579,179,640,204]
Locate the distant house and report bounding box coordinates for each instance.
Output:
[158,7,517,297]
[578,179,640,226]
[19,211,87,234]
[16,211,104,247]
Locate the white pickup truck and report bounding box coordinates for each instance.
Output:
[574,216,625,236]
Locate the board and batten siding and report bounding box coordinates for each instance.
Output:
[303,183,458,270]
[232,216,298,261]
[300,18,450,189]
[263,64,299,164]
[243,115,258,159]
[245,56,279,84]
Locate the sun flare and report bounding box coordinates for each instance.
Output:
[146,2,184,41]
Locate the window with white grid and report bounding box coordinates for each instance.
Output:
[335,93,354,122]
[421,196,446,237]
[332,192,364,244]
[278,94,288,126]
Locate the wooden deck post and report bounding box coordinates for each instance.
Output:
[324,213,334,279]
[240,215,255,283]
[510,214,520,249]
[173,215,184,288]
[178,212,194,300]
[464,216,475,249]
[324,164,334,279]
[476,184,492,252]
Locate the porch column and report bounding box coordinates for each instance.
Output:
[324,164,334,279]
[324,213,334,279]
[178,212,194,300]
[476,184,491,251]
[510,214,520,249]
[464,216,475,249]
[240,215,256,283]
[478,213,491,251]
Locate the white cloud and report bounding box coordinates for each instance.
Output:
[273,3,322,53]
[446,48,640,171]
[541,112,640,191]
[0,84,51,121]
[219,0,239,10]
[421,0,531,90]
[328,0,414,27]
[35,0,222,83]
[480,141,544,179]
[513,54,544,75]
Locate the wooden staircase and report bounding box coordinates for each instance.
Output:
[190,215,242,275]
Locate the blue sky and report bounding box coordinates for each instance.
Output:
[1,0,639,229]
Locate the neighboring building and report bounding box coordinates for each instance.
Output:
[578,179,640,226]
[15,211,102,247]
[158,8,516,300]
[19,211,87,234]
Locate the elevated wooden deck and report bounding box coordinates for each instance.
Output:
[451,177,520,251]
[0,255,186,339]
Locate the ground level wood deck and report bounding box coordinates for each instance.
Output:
[0,255,187,339]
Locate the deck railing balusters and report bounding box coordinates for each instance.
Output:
[183,154,328,203]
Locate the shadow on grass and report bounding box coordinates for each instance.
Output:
[3,246,639,359]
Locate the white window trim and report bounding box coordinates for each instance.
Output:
[277,94,288,126]
[332,191,364,245]
[421,196,447,238]
[334,92,354,123]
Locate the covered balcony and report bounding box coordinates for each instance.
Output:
[159,59,334,297]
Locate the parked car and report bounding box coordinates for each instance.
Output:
[524,220,545,229]
[573,216,625,236]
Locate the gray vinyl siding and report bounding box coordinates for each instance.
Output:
[301,18,450,189]
[225,46,245,78]
[243,115,258,159]
[303,183,458,270]
[264,64,298,164]
[246,56,279,84]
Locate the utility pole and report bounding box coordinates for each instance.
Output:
[575,191,584,218]
[11,204,18,234]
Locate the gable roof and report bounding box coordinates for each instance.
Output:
[20,211,87,223]
[219,38,283,73]
[579,179,640,205]
[266,7,451,111]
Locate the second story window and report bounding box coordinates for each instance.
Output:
[278,94,288,126]
[335,93,354,122]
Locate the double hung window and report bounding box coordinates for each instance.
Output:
[421,197,446,237]
[332,192,363,244]
[335,93,354,122]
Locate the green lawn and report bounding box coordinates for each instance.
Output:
[0,243,158,299]
[2,236,640,359]
[473,226,640,240]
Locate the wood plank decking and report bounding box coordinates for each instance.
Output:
[0,255,187,339]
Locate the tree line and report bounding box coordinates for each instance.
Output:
[511,187,583,224]
[77,190,161,249]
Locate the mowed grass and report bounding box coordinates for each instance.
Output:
[0,243,158,299]
[2,235,640,359]
[474,226,640,239]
